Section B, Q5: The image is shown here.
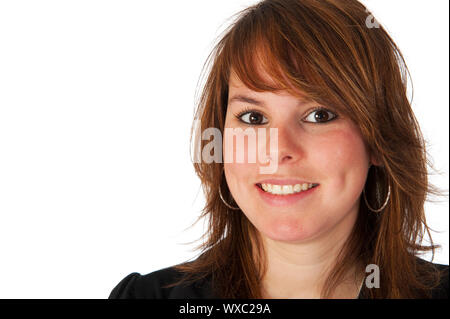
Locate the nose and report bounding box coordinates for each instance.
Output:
[269,124,304,165]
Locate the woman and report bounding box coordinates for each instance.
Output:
[109,0,448,299]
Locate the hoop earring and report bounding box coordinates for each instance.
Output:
[219,168,240,210]
[363,183,391,213]
[219,184,240,210]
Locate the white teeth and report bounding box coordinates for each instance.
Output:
[260,183,315,195]
[272,185,282,194]
[282,185,294,194]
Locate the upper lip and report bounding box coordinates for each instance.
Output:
[256,178,319,185]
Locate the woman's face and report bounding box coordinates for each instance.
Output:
[223,71,374,243]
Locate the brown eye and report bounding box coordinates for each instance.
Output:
[239,111,268,125]
[304,108,337,123]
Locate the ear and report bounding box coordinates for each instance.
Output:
[370,153,382,167]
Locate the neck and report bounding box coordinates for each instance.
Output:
[259,208,363,299]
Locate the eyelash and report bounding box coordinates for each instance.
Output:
[233,106,338,125]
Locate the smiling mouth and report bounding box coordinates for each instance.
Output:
[256,183,319,195]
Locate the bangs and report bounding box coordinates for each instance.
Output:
[222,3,325,103]
[218,0,372,119]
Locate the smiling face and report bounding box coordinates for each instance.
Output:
[223,71,375,243]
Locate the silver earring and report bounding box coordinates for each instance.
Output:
[363,184,391,213]
[218,184,240,210]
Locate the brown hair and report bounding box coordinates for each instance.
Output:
[167,0,448,298]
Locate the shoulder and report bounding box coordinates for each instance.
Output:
[109,265,216,299]
[414,256,449,299]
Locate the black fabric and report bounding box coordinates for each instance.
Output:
[109,257,448,299]
[109,266,218,299]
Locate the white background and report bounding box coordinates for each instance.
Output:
[0,0,448,298]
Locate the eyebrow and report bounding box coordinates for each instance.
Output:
[228,94,311,108]
[228,94,266,107]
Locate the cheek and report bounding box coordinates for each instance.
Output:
[223,130,257,196]
[311,129,369,188]
[223,127,260,165]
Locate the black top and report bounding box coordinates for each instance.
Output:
[109,256,449,299]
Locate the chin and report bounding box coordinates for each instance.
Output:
[257,216,319,243]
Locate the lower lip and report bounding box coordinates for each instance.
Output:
[255,184,319,207]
